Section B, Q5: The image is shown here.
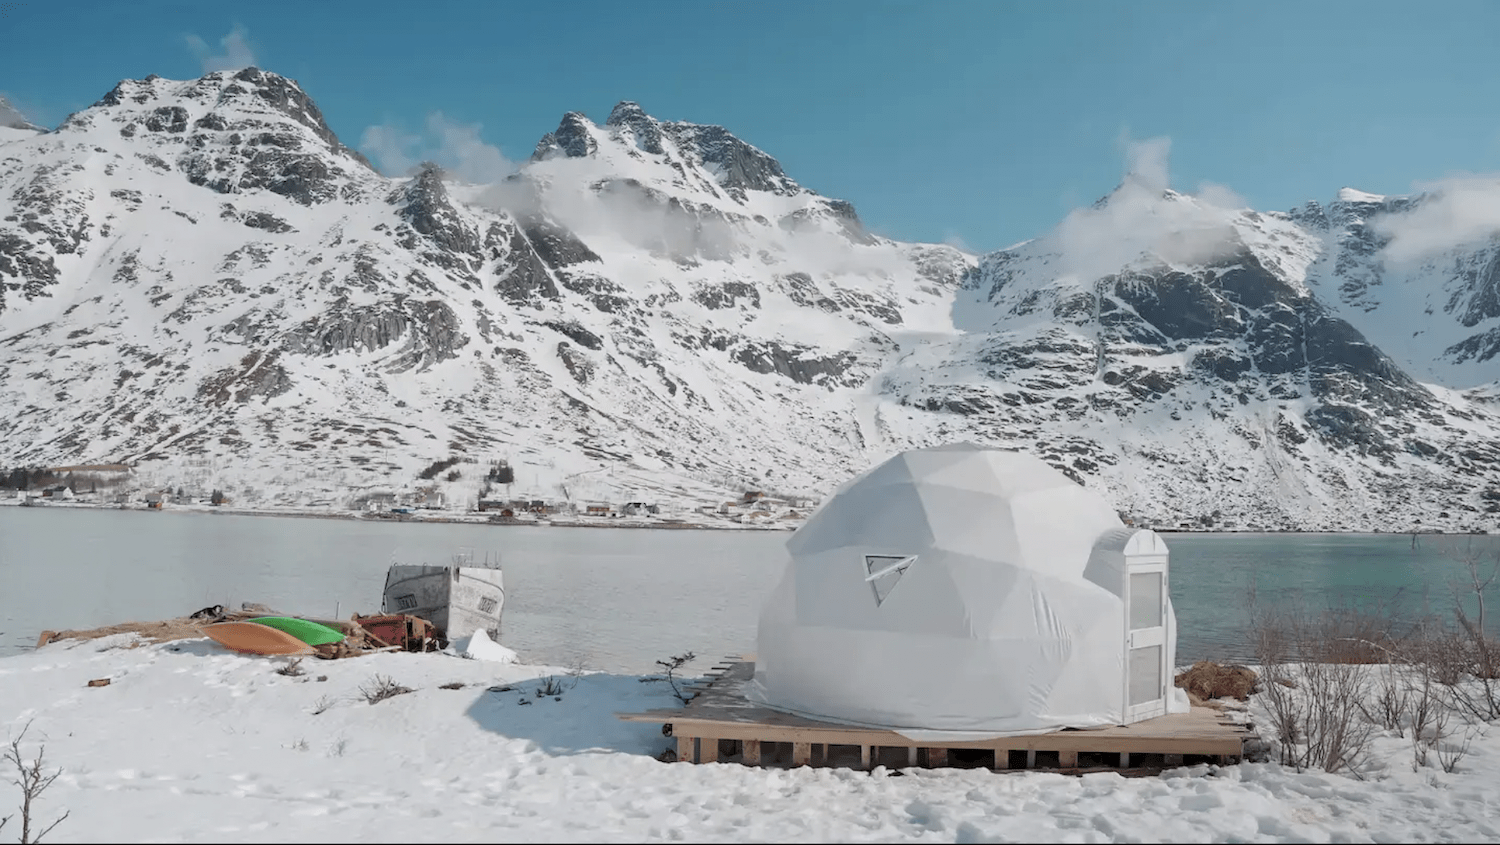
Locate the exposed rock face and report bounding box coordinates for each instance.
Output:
[1292,191,1498,384]
[532,112,597,160]
[283,299,467,371]
[521,216,600,268]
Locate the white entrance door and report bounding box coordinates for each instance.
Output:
[1124,561,1169,722]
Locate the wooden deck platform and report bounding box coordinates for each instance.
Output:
[619,658,1253,772]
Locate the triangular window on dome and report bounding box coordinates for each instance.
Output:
[863,554,917,607]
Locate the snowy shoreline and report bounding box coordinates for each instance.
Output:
[0,498,798,531]
[3,633,1499,843]
[4,498,1490,535]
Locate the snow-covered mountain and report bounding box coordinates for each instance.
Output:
[0,68,1495,530]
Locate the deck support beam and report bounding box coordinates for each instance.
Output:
[622,659,1251,773]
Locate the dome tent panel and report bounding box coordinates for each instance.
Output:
[789,546,969,638]
[1004,484,1123,581]
[753,627,1060,731]
[908,481,1027,562]
[785,472,937,558]
[748,443,1182,735]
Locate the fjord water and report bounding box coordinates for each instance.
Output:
[1,507,1495,671]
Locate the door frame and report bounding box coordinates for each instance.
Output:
[1123,556,1169,723]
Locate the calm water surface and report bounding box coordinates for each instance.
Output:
[1,507,1495,672]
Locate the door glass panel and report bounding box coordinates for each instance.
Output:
[1129,645,1163,705]
[1129,572,1162,631]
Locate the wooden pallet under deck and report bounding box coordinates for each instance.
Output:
[618,658,1253,772]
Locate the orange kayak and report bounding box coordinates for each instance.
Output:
[202,620,317,656]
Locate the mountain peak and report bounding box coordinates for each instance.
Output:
[605,100,664,154]
[0,95,43,132]
[1335,187,1388,205]
[69,67,371,171]
[531,111,598,160]
[605,100,651,127]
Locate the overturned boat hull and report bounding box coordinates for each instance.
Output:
[382,563,504,642]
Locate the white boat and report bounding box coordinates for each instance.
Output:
[382,550,504,642]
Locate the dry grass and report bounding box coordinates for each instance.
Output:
[1174,661,1258,702]
[36,618,213,648]
[358,674,413,704]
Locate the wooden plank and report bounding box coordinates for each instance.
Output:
[742,739,761,766]
[927,748,947,767]
[677,735,695,763]
[700,737,719,764]
[625,717,1246,756]
[1119,752,1130,768]
[619,660,1250,765]
[906,747,917,767]
[792,742,812,767]
[1057,750,1077,768]
[1025,750,1037,768]
[860,745,871,769]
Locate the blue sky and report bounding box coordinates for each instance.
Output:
[3,0,1498,253]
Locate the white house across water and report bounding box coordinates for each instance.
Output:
[747,443,1189,736]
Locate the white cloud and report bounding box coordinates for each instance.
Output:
[358,123,421,178]
[1372,173,1500,265]
[359,112,514,184]
[185,24,257,74]
[941,232,973,253]
[1196,181,1247,211]
[1124,136,1172,194]
[1050,134,1244,281]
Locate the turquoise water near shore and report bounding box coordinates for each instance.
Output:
[1164,531,1498,661]
[1,506,1494,670]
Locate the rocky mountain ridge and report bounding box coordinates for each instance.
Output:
[0,68,1495,530]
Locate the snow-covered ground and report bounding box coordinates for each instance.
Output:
[2,632,1497,843]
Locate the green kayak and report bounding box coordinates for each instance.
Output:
[247,616,346,646]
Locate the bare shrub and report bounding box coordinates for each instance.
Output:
[4,722,69,844]
[359,674,413,704]
[1436,722,1482,773]
[639,652,697,704]
[1251,606,1375,776]
[310,695,335,715]
[275,657,306,677]
[1360,663,1411,735]
[1439,536,1500,720]
[535,675,566,698]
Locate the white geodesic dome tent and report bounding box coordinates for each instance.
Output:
[747,443,1188,736]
